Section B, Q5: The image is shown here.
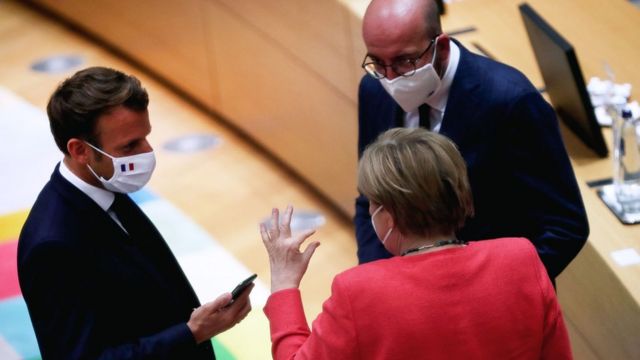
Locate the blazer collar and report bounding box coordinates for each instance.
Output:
[58,160,115,211]
[49,163,130,240]
[439,39,484,144]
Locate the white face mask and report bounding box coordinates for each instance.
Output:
[85,142,156,193]
[379,41,441,112]
[371,205,394,244]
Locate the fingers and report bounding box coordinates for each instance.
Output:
[227,284,253,325]
[225,283,254,311]
[261,206,320,266]
[260,223,271,243]
[280,205,293,236]
[269,208,280,239]
[302,241,321,263]
[234,283,254,303]
[208,292,233,312]
[236,296,252,320]
[263,206,293,242]
[281,205,293,225]
[293,228,316,247]
[226,297,252,329]
[189,287,254,341]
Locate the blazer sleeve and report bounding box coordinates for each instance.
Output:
[19,241,197,360]
[354,75,393,263]
[502,91,589,278]
[264,282,359,360]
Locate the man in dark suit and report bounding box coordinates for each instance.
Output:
[355,0,589,279]
[18,67,252,359]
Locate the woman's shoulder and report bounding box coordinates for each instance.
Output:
[472,237,535,253]
[470,238,543,273]
[334,257,400,285]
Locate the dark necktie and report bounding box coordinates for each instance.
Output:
[110,193,137,235]
[418,104,431,129]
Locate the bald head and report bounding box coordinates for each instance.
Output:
[363,0,441,51]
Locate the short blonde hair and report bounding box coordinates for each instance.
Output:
[358,128,474,238]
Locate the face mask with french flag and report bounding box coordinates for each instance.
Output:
[85,142,156,193]
[120,162,135,172]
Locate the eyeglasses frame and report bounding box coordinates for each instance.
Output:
[361,35,441,79]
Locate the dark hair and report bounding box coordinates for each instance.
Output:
[47,66,149,154]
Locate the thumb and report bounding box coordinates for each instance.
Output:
[302,241,320,263]
[294,229,316,247]
[211,292,233,310]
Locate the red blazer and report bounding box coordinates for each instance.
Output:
[264,238,571,359]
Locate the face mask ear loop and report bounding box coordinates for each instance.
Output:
[430,36,440,75]
[86,163,113,183]
[431,37,439,62]
[85,142,115,182]
[85,142,115,159]
[381,227,394,245]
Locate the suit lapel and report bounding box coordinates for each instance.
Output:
[440,41,484,147]
[49,167,199,308]
[50,166,131,243]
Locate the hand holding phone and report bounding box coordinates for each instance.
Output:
[226,274,257,307]
[188,275,256,342]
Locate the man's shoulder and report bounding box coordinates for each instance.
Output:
[19,177,86,253]
[457,44,536,97]
[358,74,389,99]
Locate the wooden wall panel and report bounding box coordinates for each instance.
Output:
[32,0,218,109]
[214,0,358,103]
[202,0,358,215]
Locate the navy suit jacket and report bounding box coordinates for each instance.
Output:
[18,164,215,359]
[355,41,589,279]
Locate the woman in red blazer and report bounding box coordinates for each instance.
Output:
[260,128,572,359]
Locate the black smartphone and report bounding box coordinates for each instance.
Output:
[230,273,257,303]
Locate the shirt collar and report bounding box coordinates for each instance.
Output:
[59,160,115,211]
[425,39,460,112]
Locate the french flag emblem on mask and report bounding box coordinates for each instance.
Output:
[120,163,135,172]
[84,141,156,193]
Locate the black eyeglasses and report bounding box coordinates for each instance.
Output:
[361,36,439,79]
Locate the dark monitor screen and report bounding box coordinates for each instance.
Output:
[519,3,608,157]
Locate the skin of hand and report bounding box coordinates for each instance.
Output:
[260,205,320,293]
[187,283,254,344]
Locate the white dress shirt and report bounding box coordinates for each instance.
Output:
[58,160,127,231]
[405,39,461,132]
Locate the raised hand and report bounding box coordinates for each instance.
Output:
[260,205,320,293]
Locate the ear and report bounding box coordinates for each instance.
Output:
[436,33,450,55]
[435,33,451,75]
[383,209,396,230]
[67,139,91,165]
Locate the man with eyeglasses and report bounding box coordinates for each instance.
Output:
[354,0,589,281]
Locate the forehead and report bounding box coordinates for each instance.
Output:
[363,13,427,59]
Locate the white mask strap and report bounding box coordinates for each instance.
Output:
[430,36,439,64]
[371,205,384,218]
[85,142,115,159]
[381,227,394,244]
